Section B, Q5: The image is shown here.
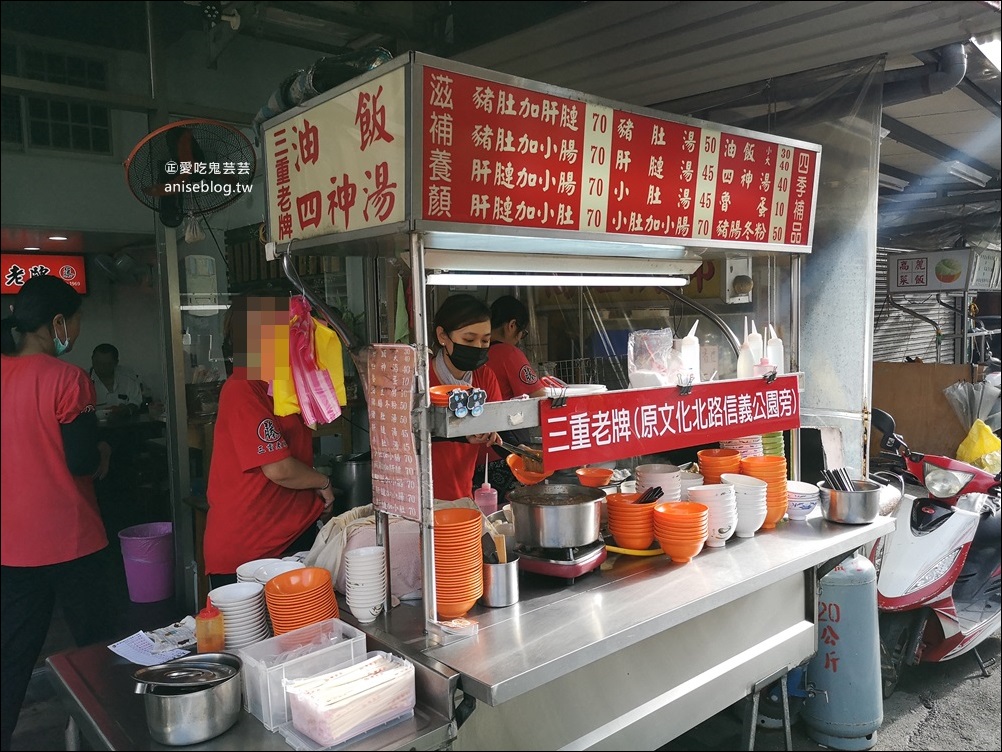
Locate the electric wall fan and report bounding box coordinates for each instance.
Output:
[123,118,256,228]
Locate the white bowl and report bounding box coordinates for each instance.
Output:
[208,581,264,606]
[254,560,305,584]
[787,497,819,520]
[236,558,282,581]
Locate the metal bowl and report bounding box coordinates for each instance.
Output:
[817,479,882,524]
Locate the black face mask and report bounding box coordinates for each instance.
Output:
[447,341,489,372]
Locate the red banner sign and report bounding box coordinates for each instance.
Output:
[1,253,87,294]
[421,66,818,249]
[539,374,801,471]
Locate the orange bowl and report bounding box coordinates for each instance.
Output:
[434,507,483,528]
[507,453,553,485]
[576,467,615,487]
[613,531,656,550]
[264,566,332,597]
[429,384,472,406]
[606,492,642,506]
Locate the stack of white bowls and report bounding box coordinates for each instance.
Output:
[720,472,768,538]
[253,560,305,585]
[720,435,764,458]
[679,471,704,500]
[207,581,271,650]
[635,464,682,502]
[236,558,282,583]
[344,546,387,624]
[687,484,737,548]
[786,480,821,520]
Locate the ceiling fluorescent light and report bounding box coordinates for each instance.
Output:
[878,174,909,192]
[426,273,689,287]
[945,160,991,188]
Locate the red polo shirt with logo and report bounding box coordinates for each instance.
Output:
[204,371,322,574]
[487,341,540,400]
[429,365,502,501]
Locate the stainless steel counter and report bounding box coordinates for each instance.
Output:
[44,642,456,751]
[354,514,894,750]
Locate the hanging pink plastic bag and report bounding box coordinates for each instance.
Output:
[289,295,342,428]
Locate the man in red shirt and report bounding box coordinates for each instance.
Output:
[483,296,547,499]
[204,295,335,588]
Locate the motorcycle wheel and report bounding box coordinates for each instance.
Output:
[879,611,917,699]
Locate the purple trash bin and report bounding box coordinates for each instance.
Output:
[118,522,174,603]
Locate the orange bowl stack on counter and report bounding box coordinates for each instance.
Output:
[695,448,742,484]
[606,492,656,550]
[432,507,483,619]
[738,455,788,529]
[652,501,709,563]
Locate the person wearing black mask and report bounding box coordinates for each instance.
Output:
[429,294,501,501]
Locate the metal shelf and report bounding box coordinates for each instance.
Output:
[427,398,542,438]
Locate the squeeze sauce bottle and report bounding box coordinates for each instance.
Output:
[679,320,701,383]
[474,458,498,516]
[767,324,785,374]
[196,597,226,653]
[747,319,764,364]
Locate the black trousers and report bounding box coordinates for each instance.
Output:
[1,548,113,751]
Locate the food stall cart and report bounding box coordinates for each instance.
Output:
[251,51,892,749]
[43,51,893,752]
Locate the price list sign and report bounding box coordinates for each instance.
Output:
[422,64,820,250]
[366,344,420,521]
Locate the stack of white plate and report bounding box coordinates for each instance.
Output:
[720,472,768,538]
[254,560,305,585]
[687,484,737,548]
[720,435,764,458]
[207,581,271,650]
[635,463,682,502]
[679,471,704,500]
[786,480,821,520]
[236,558,282,583]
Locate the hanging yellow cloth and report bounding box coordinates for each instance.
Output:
[273,316,347,416]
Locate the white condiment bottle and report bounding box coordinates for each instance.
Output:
[736,340,755,379]
[678,320,701,383]
[747,319,764,363]
[767,324,785,374]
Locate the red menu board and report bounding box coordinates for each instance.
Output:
[422,68,586,230]
[538,374,800,471]
[422,65,819,249]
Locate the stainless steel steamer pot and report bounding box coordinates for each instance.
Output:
[506,484,604,548]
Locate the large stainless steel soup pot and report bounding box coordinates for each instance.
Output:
[133,652,242,746]
[506,484,604,548]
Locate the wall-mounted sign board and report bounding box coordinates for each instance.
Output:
[264,53,821,257]
[888,249,1001,294]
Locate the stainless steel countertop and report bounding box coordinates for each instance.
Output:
[361,514,894,707]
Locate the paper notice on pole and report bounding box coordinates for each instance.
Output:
[108,631,189,666]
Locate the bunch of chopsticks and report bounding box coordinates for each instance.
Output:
[633,485,664,504]
[822,467,855,491]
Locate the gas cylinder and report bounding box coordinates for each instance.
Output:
[801,552,883,750]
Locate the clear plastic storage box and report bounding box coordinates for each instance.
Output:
[236,618,366,731]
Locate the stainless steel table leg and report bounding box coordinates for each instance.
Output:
[741,690,759,751]
[781,673,792,751]
[65,715,81,751]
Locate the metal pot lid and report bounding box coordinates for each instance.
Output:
[133,660,238,689]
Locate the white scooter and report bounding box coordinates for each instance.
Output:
[868,408,1001,698]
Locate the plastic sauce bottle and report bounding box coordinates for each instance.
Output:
[196,598,225,653]
[678,320,701,383]
[474,460,498,516]
[767,324,785,374]
[747,320,764,364]
[736,341,755,379]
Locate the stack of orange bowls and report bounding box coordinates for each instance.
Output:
[264,566,338,635]
[652,501,709,563]
[433,508,483,619]
[606,492,655,550]
[696,448,742,484]
[739,455,789,529]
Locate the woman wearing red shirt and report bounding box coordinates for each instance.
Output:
[428,294,501,501]
[204,294,335,589]
[1,275,111,752]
